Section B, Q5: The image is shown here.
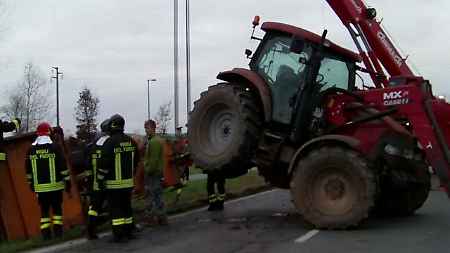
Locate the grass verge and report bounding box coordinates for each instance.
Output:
[188,166,203,175]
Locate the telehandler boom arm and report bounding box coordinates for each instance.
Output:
[326,0,415,88]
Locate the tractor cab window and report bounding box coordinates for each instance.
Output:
[316,56,352,91]
[253,35,312,124]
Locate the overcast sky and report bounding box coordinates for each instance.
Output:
[1,0,449,135]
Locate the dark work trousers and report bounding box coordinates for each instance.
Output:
[207,171,226,206]
[38,190,63,240]
[87,190,107,238]
[107,188,133,240]
[183,166,190,181]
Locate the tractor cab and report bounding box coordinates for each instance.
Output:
[248,21,360,137]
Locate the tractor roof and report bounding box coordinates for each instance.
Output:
[261,22,361,62]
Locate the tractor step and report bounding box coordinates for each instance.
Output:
[254,131,284,169]
[264,132,283,141]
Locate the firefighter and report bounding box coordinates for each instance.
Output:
[26,122,71,240]
[98,114,139,243]
[86,119,111,240]
[0,118,21,161]
[142,119,168,226]
[207,170,226,211]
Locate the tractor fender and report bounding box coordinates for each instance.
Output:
[287,134,361,175]
[217,68,272,122]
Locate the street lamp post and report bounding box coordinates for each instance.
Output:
[186,0,192,117]
[52,67,63,127]
[147,79,157,120]
[174,0,180,132]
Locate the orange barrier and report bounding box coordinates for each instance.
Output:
[0,131,83,241]
[163,141,177,187]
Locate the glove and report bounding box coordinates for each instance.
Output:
[12,118,21,130]
[98,180,106,191]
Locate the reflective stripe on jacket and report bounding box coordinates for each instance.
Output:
[100,133,139,189]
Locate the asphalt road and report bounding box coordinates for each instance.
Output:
[39,189,450,253]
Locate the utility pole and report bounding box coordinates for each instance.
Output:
[52,67,63,127]
[186,0,192,118]
[174,0,180,132]
[147,79,157,120]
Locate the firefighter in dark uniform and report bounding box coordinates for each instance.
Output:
[26,122,71,240]
[207,170,226,211]
[98,114,139,243]
[86,119,111,240]
[0,118,21,161]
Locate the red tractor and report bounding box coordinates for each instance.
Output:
[188,0,450,229]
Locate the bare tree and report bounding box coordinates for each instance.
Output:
[75,87,99,142]
[154,101,172,135]
[1,62,52,132]
[2,90,25,120]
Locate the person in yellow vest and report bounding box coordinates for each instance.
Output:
[97,115,139,243]
[86,119,111,240]
[26,122,71,240]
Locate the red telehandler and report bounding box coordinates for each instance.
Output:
[188,0,450,228]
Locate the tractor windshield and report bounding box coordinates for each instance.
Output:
[316,56,353,91]
[252,35,312,124]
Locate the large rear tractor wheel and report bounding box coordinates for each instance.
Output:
[290,146,376,229]
[188,83,262,178]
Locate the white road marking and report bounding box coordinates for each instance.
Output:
[294,229,320,243]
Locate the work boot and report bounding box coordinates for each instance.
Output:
[110,236,128,243]
[87,225,99,240]
[41,228,52,241]
[54,225,63,239]
[207,201,216,211]
[158,215,169,226]
[87,233,99,240]
[110,227,127,243]
[216,201,224,211]
[126,232,138,240]
[124,224,138,240]
[87,217,98,240]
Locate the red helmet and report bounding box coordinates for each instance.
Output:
[36,122,52,136]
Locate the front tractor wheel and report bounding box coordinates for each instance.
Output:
[188,83,262,178]
[290,146,376,229]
